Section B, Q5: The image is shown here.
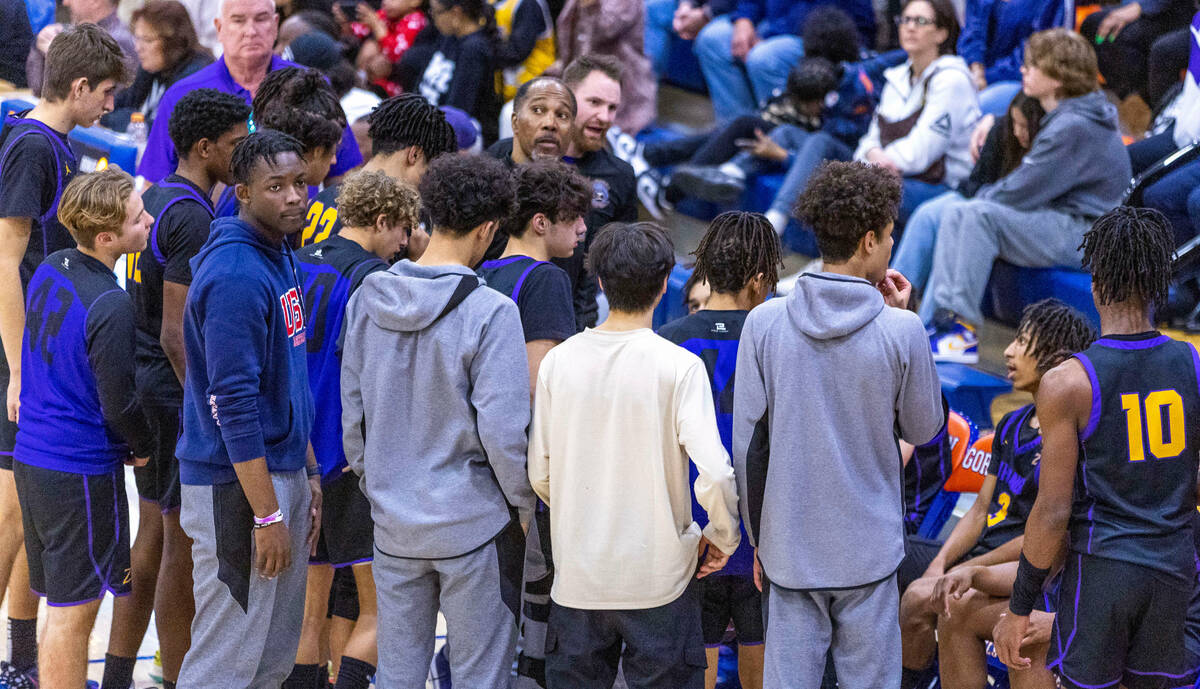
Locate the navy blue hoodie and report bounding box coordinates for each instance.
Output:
[176,216,314,485]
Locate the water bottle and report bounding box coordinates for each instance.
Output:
[128,112,148,166]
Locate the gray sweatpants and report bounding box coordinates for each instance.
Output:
[925,199,1092,325]
[177,469,311,689]
[374,521,524,689]
[764,574,899,689]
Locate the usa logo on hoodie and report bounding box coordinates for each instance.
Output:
[280,287,306,346]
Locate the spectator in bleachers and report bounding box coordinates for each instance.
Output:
[693,0,876,122]
[898,299,1097,689]
[103,0,215,132]
[958,0,1060,115]
[278,8,342,49]
[494,0,556,103]
[0,0,33,88]
[853,0,979,231]
[283,30,381,126]
[406,0,501,144]
[1080,0,1195,107]
[22,0,54,36]
[924,29,1129,363]
[25,0,138,97]
[137,0,363,184]
[643,0,733,80]
[340,0,426,97]
[549,0,655,136]
[893,91,1045,321]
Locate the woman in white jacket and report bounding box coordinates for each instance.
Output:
[854,0,980,229]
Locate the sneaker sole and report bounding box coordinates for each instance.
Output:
[669,169,744,205]
[932,350,981,365]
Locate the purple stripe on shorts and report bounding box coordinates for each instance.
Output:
[332,556,373,569]
[1126,668,1198,678]
[1094,335,1170,350]
[1074,354,1101,442]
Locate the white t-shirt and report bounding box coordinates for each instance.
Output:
[528,327,741,610]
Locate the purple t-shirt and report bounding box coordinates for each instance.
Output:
[136,54,362,182]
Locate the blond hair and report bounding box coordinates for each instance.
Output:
[1025,29,1098,99]
[57,167,134,249]
[335,169,420,232]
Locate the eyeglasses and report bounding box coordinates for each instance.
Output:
[133,33,162,45]
[895,15,936,26]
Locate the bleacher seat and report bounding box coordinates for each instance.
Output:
[1,98,36,119]
[2,98,138,174]
[937,363,1011,430]
[653,261,694,329]
[984,261,1100,329]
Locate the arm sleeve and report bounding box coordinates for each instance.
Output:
[519,267,576,343]
[340,291,367,477]
[983,41,1027,84]
[730,0,762,24]
[896,314,945,446]
[470,301,536,519]
[677,358,741,555]
[731,313,768,546]
[200,273,271,463]
[494,0,546,67]
[1138,0,1171,18]
[86,291,153,457]
[0,137,55,221]
[137,90,181,182]
[443,37,493,113]
[161,203,214,286]
[527,360,552,505]
[977,116,1086,210]
[957,0,987,66]
[881,70,978,175]
[853,112,883,160]
[578,0,643,45]
[962,119,1005,196]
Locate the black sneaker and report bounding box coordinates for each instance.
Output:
[668,165,745,205]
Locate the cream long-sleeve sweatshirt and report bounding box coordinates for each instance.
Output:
[528,327,741,610]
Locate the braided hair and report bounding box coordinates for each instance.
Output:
[230,129,305,186]
[367,94,458,160]
[691,211,783,295]
[1017,299,1098,374]
[1080,206,1174,311]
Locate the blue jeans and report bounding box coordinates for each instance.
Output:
[977,81,1023,118]
[898,179,951,234]
[891,191,964,320]
[740,129,853,217]
[1143,158,1200,245]
[694,16,805,122]
[645,0,676,78]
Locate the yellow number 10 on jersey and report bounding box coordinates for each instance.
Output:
[1120,390,1185,462]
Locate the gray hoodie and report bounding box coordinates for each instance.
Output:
[340,260,535,559]
[732,273,943,590]
[979,90,1131,218]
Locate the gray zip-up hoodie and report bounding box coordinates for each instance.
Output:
[978,90,1130,218]
[340,260,535,559]
[732,273,943,590]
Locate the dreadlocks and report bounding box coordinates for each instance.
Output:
[1017,299,1098,374]
[691,211,784,295]
[368,94,458,160]
[1080,206,1174,311]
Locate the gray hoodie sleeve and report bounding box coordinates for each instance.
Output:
[977,112,1083,211]
[340,291,366,477]
[895,311,944,446]
[732,311,769,547]
[471,301,536,521]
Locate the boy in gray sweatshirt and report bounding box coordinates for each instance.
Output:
[340,154,534,688]
[733,161,943,689]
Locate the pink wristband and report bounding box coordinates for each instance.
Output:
[253,509,283,528]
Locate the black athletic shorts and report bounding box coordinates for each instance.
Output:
[1048,552,1196,689]
[133,404,181,510]
[13,462,131,606]
[700,574,764,646]
[310,470,373,568]
[0,352,15,465]
[327,565,360,621]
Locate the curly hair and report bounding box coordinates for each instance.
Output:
[794,161,901,263]
[587,222,675,313]
[252,67,346,155]
[58,167,134,249]
[168,88,251,160]
[1025,28,1098,98]
[787,56,842,104]
[230,129,306,186]
[692,212,782,295]
[418,154,516,236]
[368,93,458,160]
[504,161,592,239]
[336,169,420,231]
[1017,299,1098,374]
[1081,206,1175,311]
[800,5,860,63]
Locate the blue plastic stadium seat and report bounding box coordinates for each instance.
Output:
[69,125,138,173]
[653,262,694,329]
[985,261,1100,329]
[937,362,1011,430]
[1,98,36,119]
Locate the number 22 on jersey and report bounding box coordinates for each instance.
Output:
[1120,390,1185,462]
